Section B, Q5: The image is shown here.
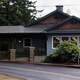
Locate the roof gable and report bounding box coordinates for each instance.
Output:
[46,16,80,33]
[30,10,70,25]
[39,10,70,21]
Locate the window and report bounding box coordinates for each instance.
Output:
[52,36,79,49]
[17,39,23,47]
[52,37,60,48]
[62,37,68,41]
[71,37,77,41]
[23,38,32,47]
[78,37,80,47]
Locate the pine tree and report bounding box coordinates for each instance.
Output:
[0,0,37,26]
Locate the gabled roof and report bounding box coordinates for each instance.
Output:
[0,8,80,34]
[30,10,70,25]
[45,16,80,33]
[65,16,80,23]
[0,16,80,34]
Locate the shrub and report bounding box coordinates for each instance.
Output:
[44,53,59,63]
[44,41,80,63]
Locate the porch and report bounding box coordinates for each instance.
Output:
[0,34,46,63]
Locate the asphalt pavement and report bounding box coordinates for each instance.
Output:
[0,63,80,80]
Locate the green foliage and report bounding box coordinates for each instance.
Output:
[44,53,59,63]
[44,41,80,63]
[0,0,37,25]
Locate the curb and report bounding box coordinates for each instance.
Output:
[34,63,80,68]
[0,61,80,69]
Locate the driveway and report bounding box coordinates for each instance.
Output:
[0,63,80,80]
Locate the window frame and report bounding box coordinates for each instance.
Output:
[52,36,79,49]
[23,38,32,47]
[52,36,61,49]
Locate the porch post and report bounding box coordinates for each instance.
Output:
[10,49,16,61]
[10,38,16,61]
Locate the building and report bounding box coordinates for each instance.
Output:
[0,5,80,63]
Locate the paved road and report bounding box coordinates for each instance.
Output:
[0,63,80,80]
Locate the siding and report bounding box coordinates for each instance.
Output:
[32,36,46,56]
[47,35,56,55]
[58,23,80,30]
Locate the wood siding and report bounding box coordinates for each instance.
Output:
[58,22,80,30]
[40,16,66,25]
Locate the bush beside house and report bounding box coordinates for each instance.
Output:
[44,41,80,64]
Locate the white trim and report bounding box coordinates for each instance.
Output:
[52,35,80,49]
[77,36,79,47]
[52,36,61,49]
[60,36,62,43]
[52,36,53,49]
[23,38,32,47]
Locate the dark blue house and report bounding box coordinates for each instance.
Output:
[0,5,80,62]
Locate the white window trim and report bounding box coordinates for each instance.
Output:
[23,38,32,47]
[77,37,79,47]
[52,36,80,49]
[52,36,54,49]
[52,36,61,49]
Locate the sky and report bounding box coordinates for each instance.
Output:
[32,0,80,18]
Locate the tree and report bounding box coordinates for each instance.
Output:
[0,0,37,26]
